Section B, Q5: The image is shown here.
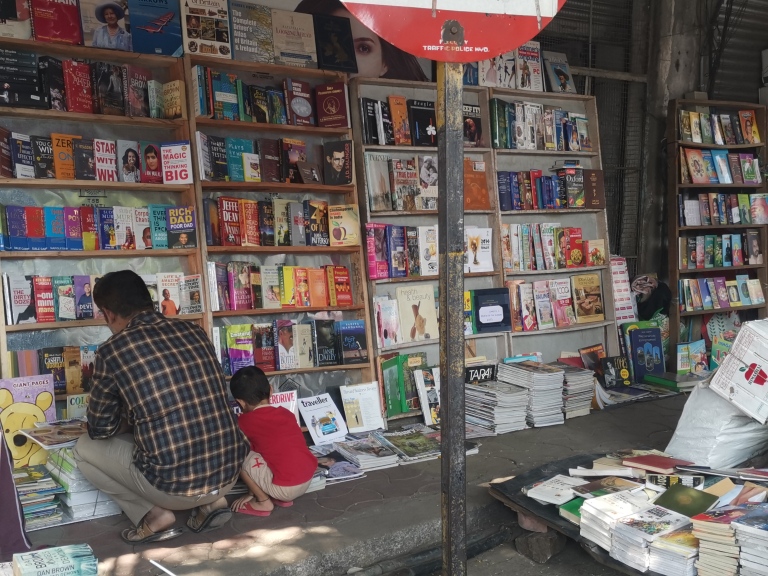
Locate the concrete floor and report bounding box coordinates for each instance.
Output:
[28,395,687,576]
[465,541,623,575]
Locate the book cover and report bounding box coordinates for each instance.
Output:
[416,154,439,210]
[179,274,203,314]
[310,319,337,367]
[112,205,135,249]
[92,138,117,182]
[90,61,122,115]
[256,137,280,183]
[271,8,316,68]
[463,158,491,210]
[386,225,407,278]
[257,200,274,246]
[230,0,272,62]
[323,139,352,186]
[24,206,45,251]
[162,80,183,119]
[225,137,253,182]
[32,276,54,323]
[63,206,83,250]
[266,87,287,124]
[407,99,437,147]
[181,0,231,59]
[73,275,93,320]
[243,152,261,182]
[303,199,329,246]
[160,141,193,185]
[326,265,352,307]
[405,226,420,277]
[571,273,605,324]
[292,323,313,368]
[273,198,292,246]
[50,133,78,180]
[43,206,66,250]
[0,374,56,424]
[629,327,665,383]
[96,207,115,250]
[287,201,305,247]
[542,51,576,93]
[252,323,275,372]
[127,0,182,56]
[30,0,82,44]
[165,205,196,248]
[388,95,411,145]
[73,139,95,180]
[273,319,297,370]
[225,324,254,373]
[396,284,438,343]
[284,78,315,126]
[315,82,349,128]
[156,272,181,316]
[239,199,260,247]
[312,12,356,72]
[366,223,389,280]
[31,135,54,178]
[0,0,31,39]
[736,273,752,305]
[51,275,75,321]
[131,207,149,250]
[473,287,512,334]
[388,157,419,211]
[336,319,368,365]
[218,197,241,246]
[259,265,280,309]
[328,204,360,247]
[307,268,328,307]
[417,225,438,277]
[116,140,141,182]
[139,141,162,183]
[376,298,402,348]
[121,65,150,117]
[147,204,170,249]
[684,148,709,184]
[549,278,576,328]
[9,132,34,178]
[515,40,543,91]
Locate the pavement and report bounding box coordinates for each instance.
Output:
[28,394,687,576]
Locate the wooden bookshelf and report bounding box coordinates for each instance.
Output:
[0,108,186,127]
[0,179,189,192]
[666,98,768,367]
[0,249,196,259]
[5,314,204,333]
[182,55,375,384]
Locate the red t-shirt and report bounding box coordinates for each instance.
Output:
[238,406,317,487]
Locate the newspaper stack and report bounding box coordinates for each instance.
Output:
[372,428,441,464]
[691,506,744,576]
[611,506,691,572]
[464,380,528,434]
[709,320,768,424]
[46,448,121,522]
[733,504,768,576]
[579,490,651,552]
[14,464,65,530]
[497,361,565,427]
[649,528,699,576]
[333,436,400,471]
[548,361,594,419]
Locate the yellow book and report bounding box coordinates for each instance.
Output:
[328,204,361,247]
[279,265,296,308]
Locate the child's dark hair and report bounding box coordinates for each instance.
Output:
[229,366,271,405]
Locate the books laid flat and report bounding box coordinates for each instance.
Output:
[571,476,642,499]
[652,483,719,517]
[525,474,588,505]
[622,455,694,474]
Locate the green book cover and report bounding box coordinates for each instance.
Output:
[738,194,752,224]
[382,355,404,418]
[653,483,718,517]
[704,235,715,268]
[397,352,427,413]
[558,497,585,525]
[489,98,508,149]
[714,236,724,267]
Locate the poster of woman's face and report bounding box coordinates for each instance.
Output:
[276,0,432,81]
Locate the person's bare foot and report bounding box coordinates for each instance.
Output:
[143,506,176,532]
[231,495,274,513]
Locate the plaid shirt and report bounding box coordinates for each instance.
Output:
[87,312,249,496]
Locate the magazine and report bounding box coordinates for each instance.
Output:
[21,419,87,449]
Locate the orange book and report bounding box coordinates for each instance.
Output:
[307,268,328,307]
[684,148,709,184]
[51,133,80,180]
[388,95,412,146]
[463,157,491,210]
[239,199,260,247]
[293,267,310,307]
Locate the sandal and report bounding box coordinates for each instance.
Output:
[120,521,183,545]
[186,498,233,533]
[237,499,273,517]
[271,499,293,508]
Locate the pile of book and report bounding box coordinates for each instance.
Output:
[46,448,121,522]
[12,544,98,576]
[210,262,352,313]
[611,506,692,572]
[3,133,192,185]
[501,224,605,273]
[1,204,197,252]
[691,507,743,575]
[4,271,203,328]
[488,97,592,152]
[464,380,528,434]
[363,153,491,213]
[205,197,359,249]
[508,273,606,333]
[333,437,400,472]
[733,506,768,575]
[579,489,651,551]
[215,318,368,375]
[497,361,565,427]
[551,362,594,419]
[648,529,699,576]
[14,464,65,530]
[371,428,442,464]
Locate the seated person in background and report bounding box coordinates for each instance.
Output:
[229,366,317,516]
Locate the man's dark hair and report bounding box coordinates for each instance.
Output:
[230,366,271,405]
[93,270,154,317]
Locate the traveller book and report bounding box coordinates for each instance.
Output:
[298,393,348,446]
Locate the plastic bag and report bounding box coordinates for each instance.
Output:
[665,379,768,468]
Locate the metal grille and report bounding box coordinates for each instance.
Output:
[535,0,649,275]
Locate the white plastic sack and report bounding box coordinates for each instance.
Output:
[665,381,768,468]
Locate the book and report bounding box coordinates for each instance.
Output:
[407,99,437,147]
[336,319,368,365]
[157,272,181,316]
[252,323,275,372]
[388,95,411,146]
[571,273,604,323]
[122,65,150,117]
[328,204,360,247]
[32,276,54,323]
[543,51,576,93]
[312,12,356,73]
[73,139,95,180]
[30,0,82,44]
[549,278,576,328]
[128,0,183,56]
[274,319,297,370]
[284,78,315,126]
[160,141,193,185]
[326,265,352,307]
[310,319,337,367]
[473,288,512,334]
[150,79,165,119]
[230,0,272,62]
[257,200,274,246]
[181,0,231,59]
[304,200,329,246]
[418,225,439,276]
[12,544,97,575]
[622,454,693,474]
[139,141,162,183]
[90,61,122,115]
[38,349,65,395]
[323,140,352,186]
[532,280,554,330]
[73,275,93,320]
[298,393,348,446]
[116,140,141,182]
[0,0,31,39]
[652,483,718,517]
[165,206,196,248]
[293,324,313,368]
[464,227,493,273]
[396,284,438,344]
[463,158,491,210]
[50,133,78,180]
[386,225,407,278]
[364,152,392,211]
[315,82,350,128]
[218,197,241,247]
[271,8,317,68]
[527,475,588,505]
[226,324,254,373]
[31,135,53,178]
[515,40,544,91]
[366,223,389,280]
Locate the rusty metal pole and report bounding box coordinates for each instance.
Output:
[437,57,466,575]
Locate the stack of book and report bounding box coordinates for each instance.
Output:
[732,506,768,575]
[496,361,565,427]
[464,380,528,434]
[579,490,651,552]
[691,507,744,575]
[611,506,692,572]
[501,224,605,272]
[333,437,400,472]
[648,529,699,576]
[14,464,65,530]
[46,448,121,522]
[13,544,98,576]
[371,428,442,464]
[549,361,594,419]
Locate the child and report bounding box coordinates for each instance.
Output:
[229,366,317,516]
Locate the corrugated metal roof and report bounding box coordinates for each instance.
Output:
[712,0,768,102]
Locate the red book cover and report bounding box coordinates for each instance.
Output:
[239,199,260,247]
[315,82,349,128]
[62,60,93,113]
[326,265,352,307]
[30,0,82,44]
[33,276,55,323]
[622,455,694,474]
[217,196,241,246]
[529,169,542,209]
[565,228,583,268]
[79,206,98,251]
[24,206,45,248]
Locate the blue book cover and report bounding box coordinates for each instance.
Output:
[6,205,28,250]
[535,178,543,209]
[496,171,512,211]
[386,225,407,278]
[736,274,752,305]
[711,149,732,183]
[97,207,117,250]
[225,137,253,182]
[43,206,66,250]
[701,150,720,184]
[510,172,522,210]
[505,104,516,150]
[147,204,170,249]
[630,327,665,383]
[335,319,368,365]
[554,110,569,150]
[697,278,713,310]
[127,0,183,56]
[0,203,7,250]
[213,72,239,121]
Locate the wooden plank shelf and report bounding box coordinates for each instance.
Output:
[677,265,762,274]
[207,245,358,255]
[370,209,495,216]
[509,320,615,337]
[188,54,347,81]
[212,305,364,317]
[201,181,353,193]
[0,178,188,192]
[0,248,195,259]
[374,271,498,285]
[5,314,204,333]
[361,145,492,153]
[195,117,350,136]
[681,303,765,317]
[507,265,608,276]
[501,209,603,215]
[0,37,177,67]
[674,140,764,150]
[495,149,599,157]
[378,332,504,354]
[0,107,185,127]
[680,224,758,230]
[677,183,763,189]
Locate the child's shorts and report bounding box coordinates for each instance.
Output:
[243,451,312,502]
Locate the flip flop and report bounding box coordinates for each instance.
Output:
[236,501,272,517]
[271,499,293,508]
[186,507,233,533]
[121,521,183,545]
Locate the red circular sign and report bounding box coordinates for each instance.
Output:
[340,0,566,63]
